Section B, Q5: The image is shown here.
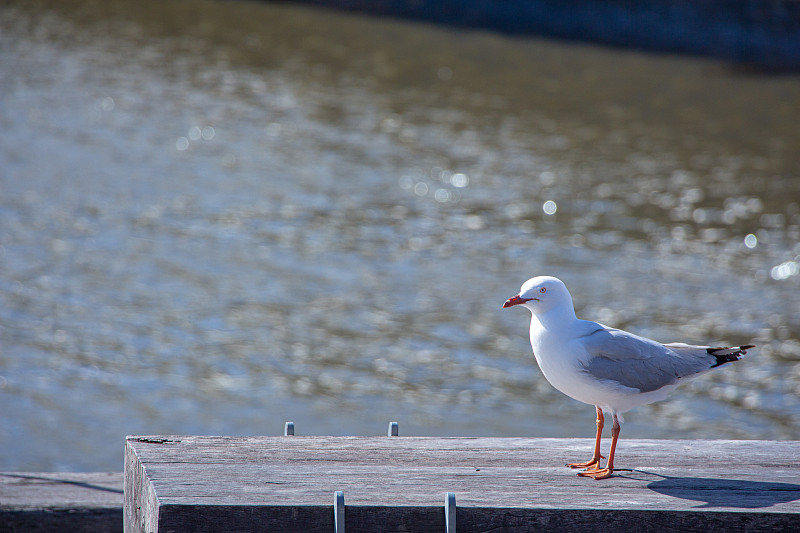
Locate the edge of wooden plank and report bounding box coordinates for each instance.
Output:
[125,438,162,533]
[139,504,800,533]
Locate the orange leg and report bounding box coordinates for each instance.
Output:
[567,406,605,470]
[578,412,620,480]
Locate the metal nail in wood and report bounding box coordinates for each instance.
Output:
[445,492,456,533]
[334,490,345,533]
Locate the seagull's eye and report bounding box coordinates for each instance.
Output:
[539,287,546,293]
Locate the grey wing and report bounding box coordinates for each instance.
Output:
[579,326,716,393]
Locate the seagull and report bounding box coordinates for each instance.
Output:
[503,276,753,479]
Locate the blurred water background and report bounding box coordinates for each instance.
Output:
[1,0,799,472]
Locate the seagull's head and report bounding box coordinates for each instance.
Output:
[503,276,573,315]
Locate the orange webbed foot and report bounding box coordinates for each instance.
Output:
[565,456,604,469]
[577,467,613,480]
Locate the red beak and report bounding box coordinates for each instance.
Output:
[503,295,534,308]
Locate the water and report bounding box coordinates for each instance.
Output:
[1,0,799,472]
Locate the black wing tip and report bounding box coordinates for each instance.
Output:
[707,344,755,368]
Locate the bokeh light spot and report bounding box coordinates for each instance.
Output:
[450,173,469,188]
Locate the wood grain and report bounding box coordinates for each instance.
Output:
[125,436,800,532]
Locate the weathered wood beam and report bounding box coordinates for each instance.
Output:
[0,472,123,533]
[124,436,800,532]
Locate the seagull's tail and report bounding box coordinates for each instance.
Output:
[707,345,754,368]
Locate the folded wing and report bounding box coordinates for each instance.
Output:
[578,325,749,393]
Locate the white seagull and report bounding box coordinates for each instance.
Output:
[503,276,753,479]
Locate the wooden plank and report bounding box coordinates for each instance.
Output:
[125,436,800,532]
[0,472,123,533]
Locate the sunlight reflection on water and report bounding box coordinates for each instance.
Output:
[0,0,799,471]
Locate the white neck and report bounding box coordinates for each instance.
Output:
[529,301,578,338]
[538,297,576,321]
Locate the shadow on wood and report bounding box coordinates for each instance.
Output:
[640,471,800,509]
[1,472,123,495]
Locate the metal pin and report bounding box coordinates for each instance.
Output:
[334,490,345,533]
[445,492,456,533]
[388,421,399,437]
[284,421,294,436]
